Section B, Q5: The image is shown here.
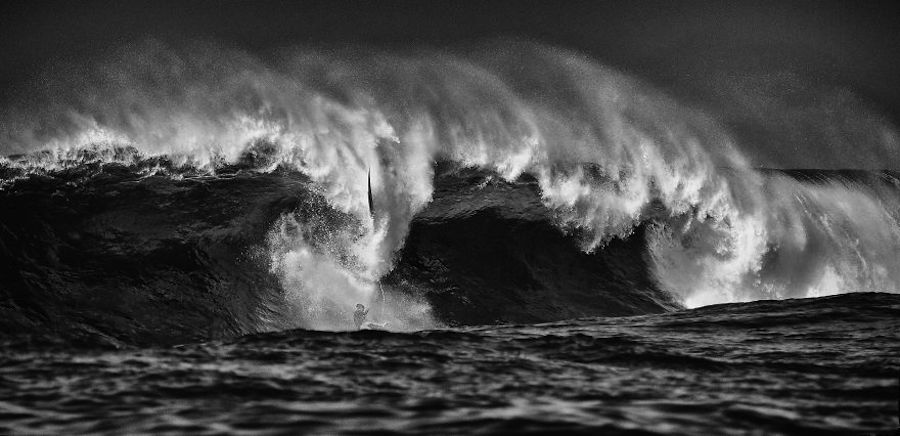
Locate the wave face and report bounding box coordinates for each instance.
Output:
[1,40,899,341]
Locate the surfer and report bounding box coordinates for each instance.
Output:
[353,304,369,329]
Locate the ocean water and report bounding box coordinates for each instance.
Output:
[2,293,897,434]
[2,40,899,434]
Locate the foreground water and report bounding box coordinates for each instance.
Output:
[2,292,897,435]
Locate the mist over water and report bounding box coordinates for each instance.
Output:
[2,40,898,330]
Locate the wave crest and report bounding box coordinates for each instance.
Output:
[2,39,898,322]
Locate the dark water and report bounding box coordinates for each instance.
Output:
[2,293,897,434]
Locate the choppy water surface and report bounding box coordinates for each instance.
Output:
[3,293,897,435]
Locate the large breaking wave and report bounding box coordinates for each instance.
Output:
[1,40,898,341]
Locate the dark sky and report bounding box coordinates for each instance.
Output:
[2,0,899,166]
[2,0,898,104]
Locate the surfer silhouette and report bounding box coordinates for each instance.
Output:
[353,304,369,329]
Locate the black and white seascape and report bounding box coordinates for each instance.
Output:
[1,1,898,434]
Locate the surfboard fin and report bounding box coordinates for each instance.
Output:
[367,168,375,219]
